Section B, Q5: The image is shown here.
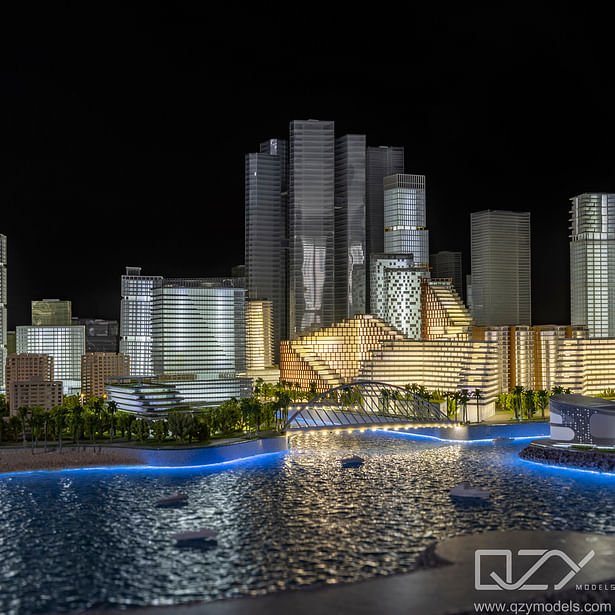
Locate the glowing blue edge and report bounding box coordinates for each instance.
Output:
[518,456,615,477]
[373,429,550,444]
[0,450,287,478]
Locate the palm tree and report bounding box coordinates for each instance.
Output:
[459,389,470,423]
[0,394,8,448]
[551,385,565,395]
[17,406,29,448]
[523,389,535,420]
[472,389,483,422]
[51,405,66,452]
[512,386,524,421]
[107,400,118,444]
[536,389,549,419]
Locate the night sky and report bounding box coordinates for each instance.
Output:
[1,7,614,330]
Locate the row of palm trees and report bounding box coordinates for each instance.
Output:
[496,385,571,421]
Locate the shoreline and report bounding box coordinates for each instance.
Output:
[519,439,615,473]
[0,446,146,474]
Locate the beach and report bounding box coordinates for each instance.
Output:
[0,446,146,474]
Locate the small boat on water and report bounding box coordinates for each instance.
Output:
[341,455,364,468]
[155,493,189,507]
[492,436,514,443]
[173,528,218,546]
[449,483,490,499]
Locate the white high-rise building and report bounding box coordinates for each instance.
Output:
[119,267,162,376]
[570,193,615,337]
[470,210,531,326]
[0,234,6,393]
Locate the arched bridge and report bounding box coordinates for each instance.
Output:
[283,381,452,430]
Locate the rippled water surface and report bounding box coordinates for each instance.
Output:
[2,431,615,614]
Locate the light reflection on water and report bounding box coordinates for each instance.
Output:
[1,431,614,614]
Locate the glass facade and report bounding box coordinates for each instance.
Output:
[383,174,429,267]
[245,145,286,362]
[334,135,367,321]
[289,119,336,337]
[365,146,405,306]
[246,299,274,370]
[0,234,6,392]
[151,278,248,406]
[570,193,615,337]
[119,267,163,376]
[16,325,85,394]
[470,210,531,326]
[430,251,464,300]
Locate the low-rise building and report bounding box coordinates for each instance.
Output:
[5,353,55,410]
[9,376,63,414]
[81,352,130,400]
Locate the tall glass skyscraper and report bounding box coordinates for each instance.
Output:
[365,146,404,306]
[0,234,6,393]
[151,278,248,405]
[119,267,162,376]
[289,119,336,336]
[430,251,464,300]
[245,140,287,361]
[570,193,615,337]
[383,174,429,267]
[335,134,366,321]
[470,210,531,326]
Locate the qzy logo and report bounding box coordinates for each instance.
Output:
[475,548,595,591]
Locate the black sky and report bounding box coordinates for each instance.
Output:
[1,6,614,329]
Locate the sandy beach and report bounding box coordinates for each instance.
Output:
[0,446,146,474]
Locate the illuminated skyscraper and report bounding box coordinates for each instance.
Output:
[151,277,248,405]
[570,193,615,337]
[470,210,531,326]
[245,140,287,361]
[335,134,367,320]
[119,267,162,376]
[0,234,6,393]
[289,119,335,336]
[383,174,428,267]
[31,299,72,326]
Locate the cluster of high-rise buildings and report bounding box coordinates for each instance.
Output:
[1,120,615,419]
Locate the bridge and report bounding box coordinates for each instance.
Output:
[283,381,454,431]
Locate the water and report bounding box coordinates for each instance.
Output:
[1,431,615,614]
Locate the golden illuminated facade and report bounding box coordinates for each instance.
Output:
[555,337,615,395]
[279,314,404,393]
[81,352,131,400]
[246,300,274,370]
[473,325,588,392]
[421,278,472,341]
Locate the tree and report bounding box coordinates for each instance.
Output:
[0,394,8,447]
[51,405,67,452]
[512,386,524,421]
[28,406,44,453]
[134,418,148,443]
[107,400,118,444]
[459,389,470,423]
[17,406,29,448]
[167,410,191,442]
[536,390,549,419]
[523,389,535,420]
[472,389,483,422]
[152,419,168,443]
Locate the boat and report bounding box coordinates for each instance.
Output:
[449,483,491,499]
[155,493,189,507]
[173,528,218,545]
[341,455,364,468]
[492,436,514,443]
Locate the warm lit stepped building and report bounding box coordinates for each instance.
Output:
[358,339,500,420]
[279,314,405,393]
[554,338,615,395]
[5,353,56,412]
[472,325,588,393]
[421,278,472,341]
[81,352,131,400]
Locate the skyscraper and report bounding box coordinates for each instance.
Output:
[570,193,615,337]
[119,267,162,376]
[470,210,531,326]
[289,119,336,337]
[334,134,366,321]
[0,234,6,393]
[31,299,72,326]
[365,146,405,305]
[430,251,463,299]
[383,174,428,266]
[245,140,287,361]
[151,277,248,405]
